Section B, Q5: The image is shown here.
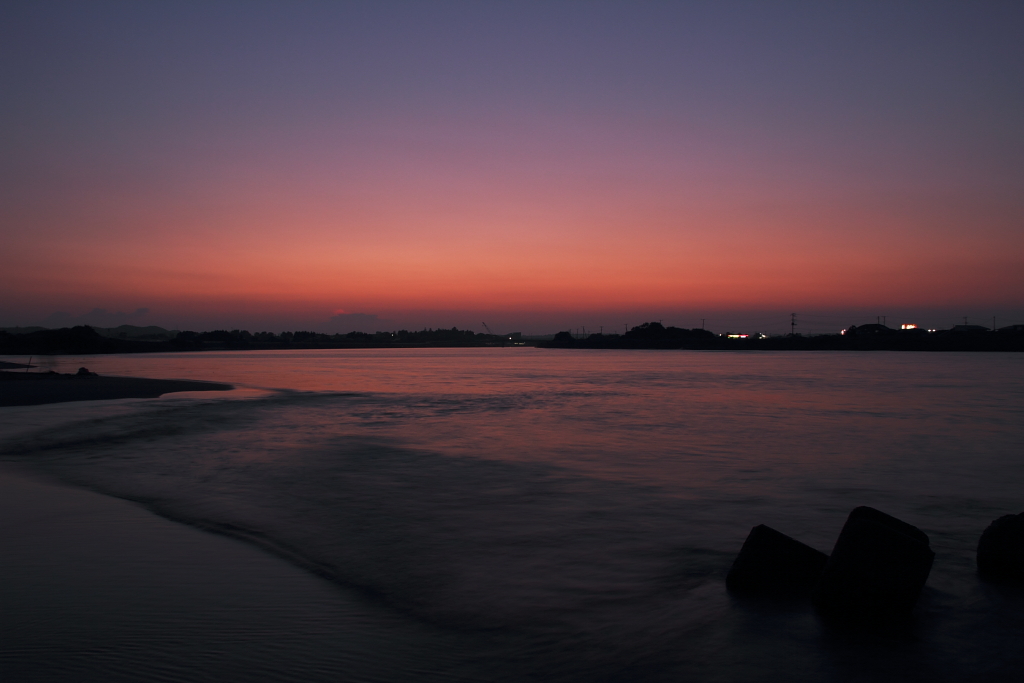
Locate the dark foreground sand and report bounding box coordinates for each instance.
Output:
[0,466,469,682]
[0,371,234,406]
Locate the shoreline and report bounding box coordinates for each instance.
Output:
[0,371,234,407]
[0,464,463,682]
[5,323,1024,354]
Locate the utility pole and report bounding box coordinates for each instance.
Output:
[882,315,886,327]
[701,318,705,330]
[791,313,796,336]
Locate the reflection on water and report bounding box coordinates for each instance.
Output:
[1,349,1023,681]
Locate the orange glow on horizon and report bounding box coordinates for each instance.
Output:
[7,165,1022,321]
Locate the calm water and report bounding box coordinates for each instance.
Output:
[2,349,1024,681]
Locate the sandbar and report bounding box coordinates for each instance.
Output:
[0,371,234,407]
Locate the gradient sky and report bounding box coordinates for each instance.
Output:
[2,1,1022,334]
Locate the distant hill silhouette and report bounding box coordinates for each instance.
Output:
[0,326,164,354]
[91,324,181,341]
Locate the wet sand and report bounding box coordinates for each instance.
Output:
[0,371,234,407]
[0,466,475,682]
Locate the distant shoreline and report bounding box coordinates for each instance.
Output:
[2,323,1023,355]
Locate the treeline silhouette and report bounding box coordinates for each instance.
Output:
[170,327,491,350]
[546,323,719,349]
[2,322,1022,356]
[0,325,500,355]
[542,322,1024,351]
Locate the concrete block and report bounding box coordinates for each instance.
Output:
[726,524,829,595]
[977,512,1024,582]
[813,506,934,622]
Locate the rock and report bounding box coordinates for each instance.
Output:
[813,506,934,622]
[726,524,829,595]
[977,512,1024,582]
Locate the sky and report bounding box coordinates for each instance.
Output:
[2,1,1022,335]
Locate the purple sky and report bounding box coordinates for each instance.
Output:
[2,1,1022,334]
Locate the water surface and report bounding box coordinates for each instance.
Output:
[2,349,1023,681]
